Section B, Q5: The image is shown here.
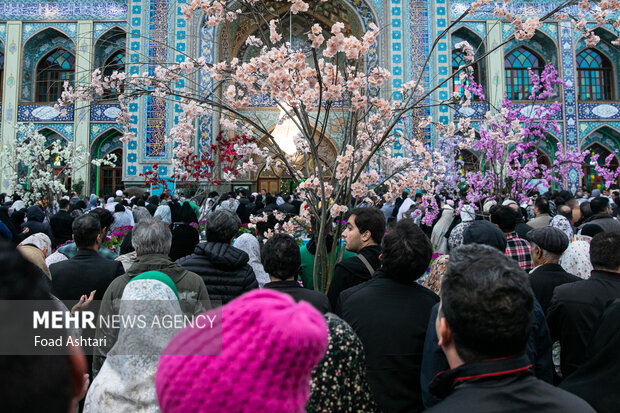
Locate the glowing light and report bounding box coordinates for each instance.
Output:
[272,105,301,155]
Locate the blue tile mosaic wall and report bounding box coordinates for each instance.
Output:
[0,1,126,21]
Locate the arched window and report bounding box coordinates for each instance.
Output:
[504,47,543,101]
[576,49,613,101]
[459,149,479,172]
[452,50,479,98]
[103,49,125,77]
[36,48,75,103]
[583,143,620,189]
[100,148,123,196]
[102,49,125,98]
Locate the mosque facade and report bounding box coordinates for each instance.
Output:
[0,0,618,196]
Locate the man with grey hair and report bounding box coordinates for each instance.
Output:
[93,218,210,376]
[178,209,258,304]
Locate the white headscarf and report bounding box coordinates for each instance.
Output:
[217,198,239,212]
[154,204,172,224]
[459,204,476,222]
[234,233,270,288]
[19,233,52,257]
[430,205,454,254]
[84,278,182,413]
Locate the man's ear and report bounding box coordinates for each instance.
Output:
[437,316,453,349]
[361,229,372,242]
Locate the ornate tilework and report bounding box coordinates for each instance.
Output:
[21,32,75,101]
[579,122,620,141]
[0,2,126,21]
[452,21,486,39]
[17,104,74,122]
[453,102,490,120]
[93,23,126,42]
[409,0,431,147]
[23,23,77,43]
[579,103,620,120]
[90,124,120,143]
[0,24,6,45]
[144,0,169,160]
[579,127,620,157]
[559,20,579,192]
[124,0,145,179]
[90,104,123,122]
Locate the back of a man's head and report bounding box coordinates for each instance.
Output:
[132,219,172,256]
[72,214,101,249]
[261,233,301,280]
[87,207,114,232]
[381,218,431,282]
[490,206,517,233]
[590,231,620,272]
[557,204,572,221]
[440,244,534,363]
[206,210,241,243]
[463,220,508,252]
[535,197,550,214]
[58,199,70,210]
[590,196,610,215]
[348,207,386,245]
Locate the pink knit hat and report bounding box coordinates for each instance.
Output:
[155,289,328,413]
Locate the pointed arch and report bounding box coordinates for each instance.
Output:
[504,46,544,101]
[21,27,75,102]
[35,48,75,103]
[576,48,614,101]
[90,128,124,196]
[451,26,487,99]
[581,126,620,188]
[94,27,127,71]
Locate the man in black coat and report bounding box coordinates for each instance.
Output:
[146,195,160,216]
[547,231,620,378]
[527,227,581,313]
[326,207,384,309]
[560,299,620,413]
[262,233,330,314]
[426,244,594,413]
[50,199,74,248]
[50,214,124,302]
[177,209,257,305]
[337,219,439,413]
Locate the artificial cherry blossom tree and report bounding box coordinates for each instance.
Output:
[1,123,116,215]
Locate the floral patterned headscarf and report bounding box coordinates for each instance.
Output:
[307,313,378,412]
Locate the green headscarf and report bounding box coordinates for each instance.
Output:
[128,271,180,301]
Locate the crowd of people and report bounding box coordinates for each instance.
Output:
[0,185,619,412]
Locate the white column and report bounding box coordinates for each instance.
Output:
[73,20,94,191]
[1,21,22,192]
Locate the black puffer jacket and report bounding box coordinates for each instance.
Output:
[177,241,258,305]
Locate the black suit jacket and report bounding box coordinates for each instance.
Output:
[263,280,330,314]
[547,270,620,378]
[337,271,439,413]
[529,263,581,313]
[327,244,381,309]
[50,249,124,302]
[50,210,74,247]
